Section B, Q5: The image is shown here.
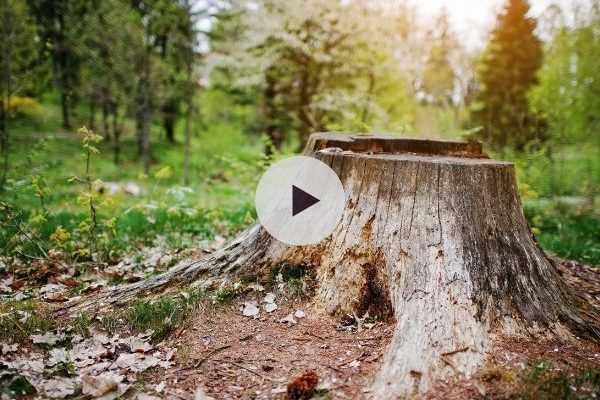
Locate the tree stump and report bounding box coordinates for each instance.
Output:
[64,133,600,398]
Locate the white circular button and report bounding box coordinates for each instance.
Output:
[255,156,346,246]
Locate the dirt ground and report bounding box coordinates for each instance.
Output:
[150,300,394,399]
[146,296,600,400]
[146,257,600,400]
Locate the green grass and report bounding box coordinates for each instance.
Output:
[125,290,205,341]
[512,361,600,400]
[1,99,598,269]
[525,202,600,266]
[0,300,56,343]
[1,98,266,263]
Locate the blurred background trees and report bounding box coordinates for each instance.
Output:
[470,0,545,151]
[0,0,598,263]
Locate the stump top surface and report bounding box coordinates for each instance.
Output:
[317,148,513,167]
[306,132,487,159]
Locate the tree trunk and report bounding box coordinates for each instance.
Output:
[102,100,110,141]
[61,133,600,398]
[263,67,284,155]
[112,106,120,165]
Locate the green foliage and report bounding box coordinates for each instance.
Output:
[525,202,600,266]
[470,0,546,150]
[72,313,92,337]
[214,288,238,305]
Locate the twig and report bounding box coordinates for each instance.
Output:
[440,347,470,372]
[179,344,231,371]
[338,336,381,342]
[303,331,327,340]
[224,360,271,381]
[441,346,470,357]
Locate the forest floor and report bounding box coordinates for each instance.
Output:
[2,248,600,400]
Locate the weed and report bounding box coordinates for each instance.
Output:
[71,313,92,337]
[525,202,600,266]
[214,288,238,304]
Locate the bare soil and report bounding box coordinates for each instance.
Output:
[151,300,393,399]
[145,257,600,400]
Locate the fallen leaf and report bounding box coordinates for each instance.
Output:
[240,301,259,318]
[47,348,70,366]
[115,352,161,372]
[280,313,297,325]
[264,302,278,313]
[31,331,66,346]
[287,370,319,400]
[155,381,166,393]
[41,377,78,398]
[194,386,215,400]
[1,343,18,354]
[135,393,161,400]
[126,337,153,353]
[81,372,123,397]
[263,293,276,304]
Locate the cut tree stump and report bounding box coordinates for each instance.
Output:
[62,133,600,398]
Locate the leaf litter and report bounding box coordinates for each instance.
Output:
[0,329,174,399]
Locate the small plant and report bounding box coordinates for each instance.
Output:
[214,287,238,304]
[69,127,103,258]
[71,313,92,337]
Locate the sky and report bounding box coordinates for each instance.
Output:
[412,0,579,48]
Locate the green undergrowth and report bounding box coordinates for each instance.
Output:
[513,360,600,400]
[525,201,600,266]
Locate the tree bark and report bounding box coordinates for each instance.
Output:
[61,133,600,398]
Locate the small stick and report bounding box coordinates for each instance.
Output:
[225,361,271,381]
[180,345,231,370]
[441,347,470,357]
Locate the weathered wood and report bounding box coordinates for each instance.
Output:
[61,133,600,399]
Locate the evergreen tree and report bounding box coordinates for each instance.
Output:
[471,0,545,150]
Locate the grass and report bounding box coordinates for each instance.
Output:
[125,290,206,341]
[0,300,55,343]
[525,202,600,266]
[513,361,600,400]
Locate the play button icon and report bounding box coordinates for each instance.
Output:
[255,156,346,246]
[292,185,320,216]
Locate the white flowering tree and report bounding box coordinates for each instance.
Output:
[210,0,418,148]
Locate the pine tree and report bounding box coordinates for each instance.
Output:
[471,0,545,150]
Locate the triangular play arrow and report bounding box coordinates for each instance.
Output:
[292,185,320,216]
